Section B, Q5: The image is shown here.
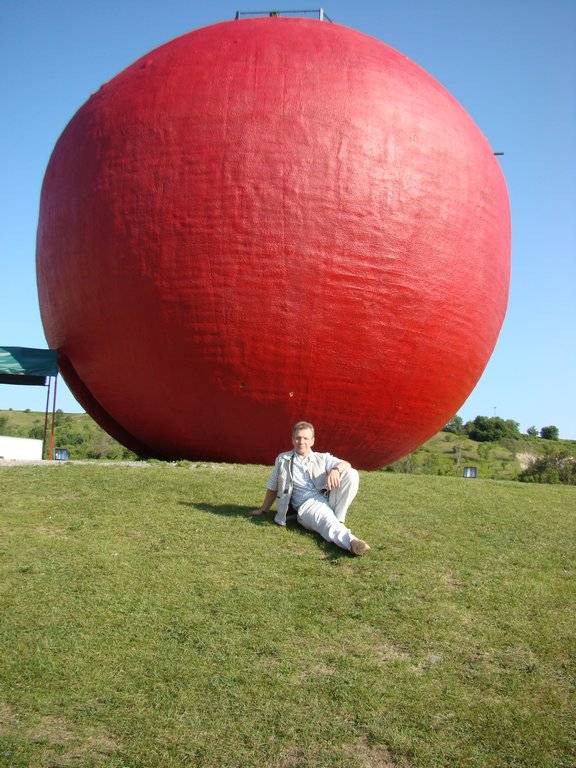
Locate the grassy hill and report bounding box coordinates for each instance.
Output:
[0,409,136,460]
[1,409,575,480]
[0,464,574,767]
[388,430,576,481]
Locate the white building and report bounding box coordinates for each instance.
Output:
[0,435,43,461]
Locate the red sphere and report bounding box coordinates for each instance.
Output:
[37,18,510,468]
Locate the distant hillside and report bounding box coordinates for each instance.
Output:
[1,409,574,478]
[387,430,576,481]
[0,409,136,460]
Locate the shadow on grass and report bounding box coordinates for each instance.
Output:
[287,520,350,561]
[179,501,263,520]
[179,501,350,560]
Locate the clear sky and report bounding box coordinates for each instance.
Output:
[1,1,575,437]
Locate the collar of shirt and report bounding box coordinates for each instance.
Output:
[293,450,314,468]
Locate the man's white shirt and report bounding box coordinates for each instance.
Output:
[267,450,342,510]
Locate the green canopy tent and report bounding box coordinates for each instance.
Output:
[0,347,59,459]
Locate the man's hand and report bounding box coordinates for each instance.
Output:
[326,467,342,491]
[251,489,277,517]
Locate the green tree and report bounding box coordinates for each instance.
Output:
[444,415,464,434]
[526,426,539,437]
[540,425,559,440]
[464,416,520,442]
[504,419,521,438]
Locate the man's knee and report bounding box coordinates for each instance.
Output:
[342,467,359,490]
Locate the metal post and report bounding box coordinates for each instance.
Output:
[48,374,58,461]
[42,377,52,460]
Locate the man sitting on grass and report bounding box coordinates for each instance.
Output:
[251,421,370,556]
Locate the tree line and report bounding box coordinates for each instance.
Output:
[444,415,559,442]
[442,414,574,485]
[1,410,572,484]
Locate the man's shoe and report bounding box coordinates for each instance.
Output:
[350,538,371,556]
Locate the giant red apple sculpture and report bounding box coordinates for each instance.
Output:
[37,18,510,468]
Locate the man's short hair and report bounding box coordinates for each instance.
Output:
[292,421,315,436]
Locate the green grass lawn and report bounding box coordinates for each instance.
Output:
[1,465,574,768]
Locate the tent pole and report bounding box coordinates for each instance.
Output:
[42,376,52,460]
[48,374,58,460]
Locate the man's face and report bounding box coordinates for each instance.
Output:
[292,428,315,457]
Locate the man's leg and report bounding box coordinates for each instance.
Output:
[297,497,354,551]
[328,468,359,522]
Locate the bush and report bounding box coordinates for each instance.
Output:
[540,425,559,440]
[422,453,453,475]
[519,452,576,485]
[465,416,520,442]
[443,415,464,434]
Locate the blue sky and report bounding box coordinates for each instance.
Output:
[1,1,575,437]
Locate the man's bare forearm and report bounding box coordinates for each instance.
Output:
[326,460,352,490]
[260,489,277,511]
[251,489,277,516]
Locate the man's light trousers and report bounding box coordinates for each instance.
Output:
[296,468,360,551]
